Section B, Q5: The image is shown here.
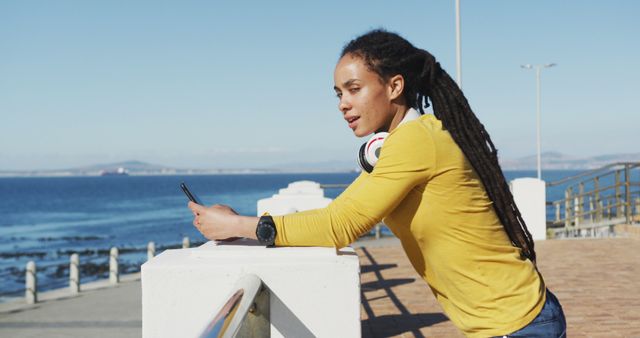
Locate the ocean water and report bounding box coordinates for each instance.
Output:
[0,170,580,300]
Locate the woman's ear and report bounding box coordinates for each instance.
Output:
[388,74,405,101]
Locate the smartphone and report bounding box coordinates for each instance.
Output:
[180,182,202,205]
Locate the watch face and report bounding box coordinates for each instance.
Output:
[257,221,275,245]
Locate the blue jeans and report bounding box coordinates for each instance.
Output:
[497,289,567,338]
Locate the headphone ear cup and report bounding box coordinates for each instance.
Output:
[358,143,374,173]
[357,132,388,173]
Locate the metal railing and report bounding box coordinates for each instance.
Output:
[199,274,269,338]
[547,162,640,237]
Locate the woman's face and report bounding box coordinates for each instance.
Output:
[333,54,396,137]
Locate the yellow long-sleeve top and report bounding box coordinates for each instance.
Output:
[272,114,545,337]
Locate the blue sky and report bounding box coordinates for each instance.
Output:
[1,1,638,170]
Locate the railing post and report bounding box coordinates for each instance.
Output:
[182,236,190,249]
[615,170,622,218]
[578,182,585,224]
[574,196,580,227]
[110,247,119,284]
[70,253,80,294]
[148,242,156,261]
[594,176,601,222]
[555,202,560,223]
[597,200,603,223]
[625,164,631,223]
[589,196,594,223]
[564,187,572,228]
[375,224,381,240]
[25,261,37,304]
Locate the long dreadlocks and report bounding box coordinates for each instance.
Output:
[342,29,537,262]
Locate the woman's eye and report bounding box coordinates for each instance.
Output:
[335,92,342,98]
[349,88,360,94]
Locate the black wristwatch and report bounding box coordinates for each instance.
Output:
[256,214,276,246]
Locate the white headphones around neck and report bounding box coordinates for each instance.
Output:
[357,108,422,173]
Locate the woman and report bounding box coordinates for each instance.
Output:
[188,29,566,337]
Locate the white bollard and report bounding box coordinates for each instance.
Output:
[510,178,547,241]
[147,242,156,261]
[375,224,381,240]
[25,261,37,304]
[182,237,190,249]
[69,253,80,294]
[110,247,119,284]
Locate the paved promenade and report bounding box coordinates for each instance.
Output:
[359,237,640,337]
[0,274,141,338]
[1,237,638,337]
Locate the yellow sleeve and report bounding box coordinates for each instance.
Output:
[273,121,435,248]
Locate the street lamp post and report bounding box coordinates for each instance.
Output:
[455,0,462,88]
[521,63,556,180]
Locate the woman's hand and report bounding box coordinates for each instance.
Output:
[188,202,259,241]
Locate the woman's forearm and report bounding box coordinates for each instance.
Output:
[234,215,259,240]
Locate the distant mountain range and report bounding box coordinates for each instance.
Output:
[0,160,357,177]
[1,152,639,177]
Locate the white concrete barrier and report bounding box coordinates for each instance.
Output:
[182,236,190,249]
[109,247,119,284]
[69,253,80,294]
[257,180,332,216]
[142,239,360,338]
[510,178,547,241]
[25,261,37,304]
[147,242,155,261]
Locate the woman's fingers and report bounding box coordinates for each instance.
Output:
[188,203,236,240]
[188,201,204,214]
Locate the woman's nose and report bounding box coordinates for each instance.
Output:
[339,98,351,113]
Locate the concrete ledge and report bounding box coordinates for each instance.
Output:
[142,240,361,338]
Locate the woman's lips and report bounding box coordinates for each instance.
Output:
[348,116,360,129]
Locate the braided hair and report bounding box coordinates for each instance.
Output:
[342,29,537,262]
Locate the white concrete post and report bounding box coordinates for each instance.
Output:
[375,224,381,240]
[110,247,119,284]
[142,241,361,338]
[510,178,546,240]
[69,253,80,294]
[182,237,190,249]
[147,242,156,261]
[25,261,37,304]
